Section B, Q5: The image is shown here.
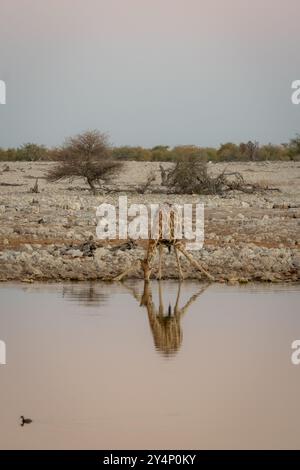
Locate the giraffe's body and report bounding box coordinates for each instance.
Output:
[114,202,213,281]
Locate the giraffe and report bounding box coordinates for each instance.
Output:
[113,202,214,281]
[124,280,209,356]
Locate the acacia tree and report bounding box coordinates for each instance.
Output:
[47,130,122,193]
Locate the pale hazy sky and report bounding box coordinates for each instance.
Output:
[0,0,299,148]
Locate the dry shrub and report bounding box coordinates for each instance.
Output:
[160,159,277,195]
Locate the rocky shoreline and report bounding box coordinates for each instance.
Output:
[0,161,299,283]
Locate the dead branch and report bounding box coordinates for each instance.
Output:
[29,178,39,193]
[159,161,279,195]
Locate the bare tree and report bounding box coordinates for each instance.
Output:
[46,130,122,193]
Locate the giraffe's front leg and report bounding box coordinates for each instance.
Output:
[141,259,151,281]
[142,241,157,281]
[174,245,184,280]
[158,244,163,280]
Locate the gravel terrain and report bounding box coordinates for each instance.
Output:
[0,161,299,283]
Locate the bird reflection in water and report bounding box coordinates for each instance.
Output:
[126,281,208,357]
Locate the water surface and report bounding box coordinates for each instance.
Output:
[0,281,299,449]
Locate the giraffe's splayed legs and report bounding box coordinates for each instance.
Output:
[142,239,158,281]
[176,243,214,281]
[158,244,163,280]
[174,245,184,280]
[113,259,142,282]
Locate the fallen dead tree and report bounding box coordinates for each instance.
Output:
[159,161,280,195]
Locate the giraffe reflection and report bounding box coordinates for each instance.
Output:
[127,281,208,357]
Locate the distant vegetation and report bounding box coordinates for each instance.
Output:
[1,134,300,162]
[0,143,49,162]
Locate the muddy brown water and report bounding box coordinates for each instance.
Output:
[0,281,299,449]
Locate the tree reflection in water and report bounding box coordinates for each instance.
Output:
[62,283,109,307]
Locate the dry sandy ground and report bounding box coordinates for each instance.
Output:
[0,161,299,283]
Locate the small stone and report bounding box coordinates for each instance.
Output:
[24,244,33,252]
[67,249,83,258]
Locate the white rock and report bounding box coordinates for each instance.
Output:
[67,249,83,258]
[94,247,107,259]
[24,244,33,252]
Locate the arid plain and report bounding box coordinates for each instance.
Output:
[0,161,299,283]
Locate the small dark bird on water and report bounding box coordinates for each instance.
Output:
[20,416,33,426]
